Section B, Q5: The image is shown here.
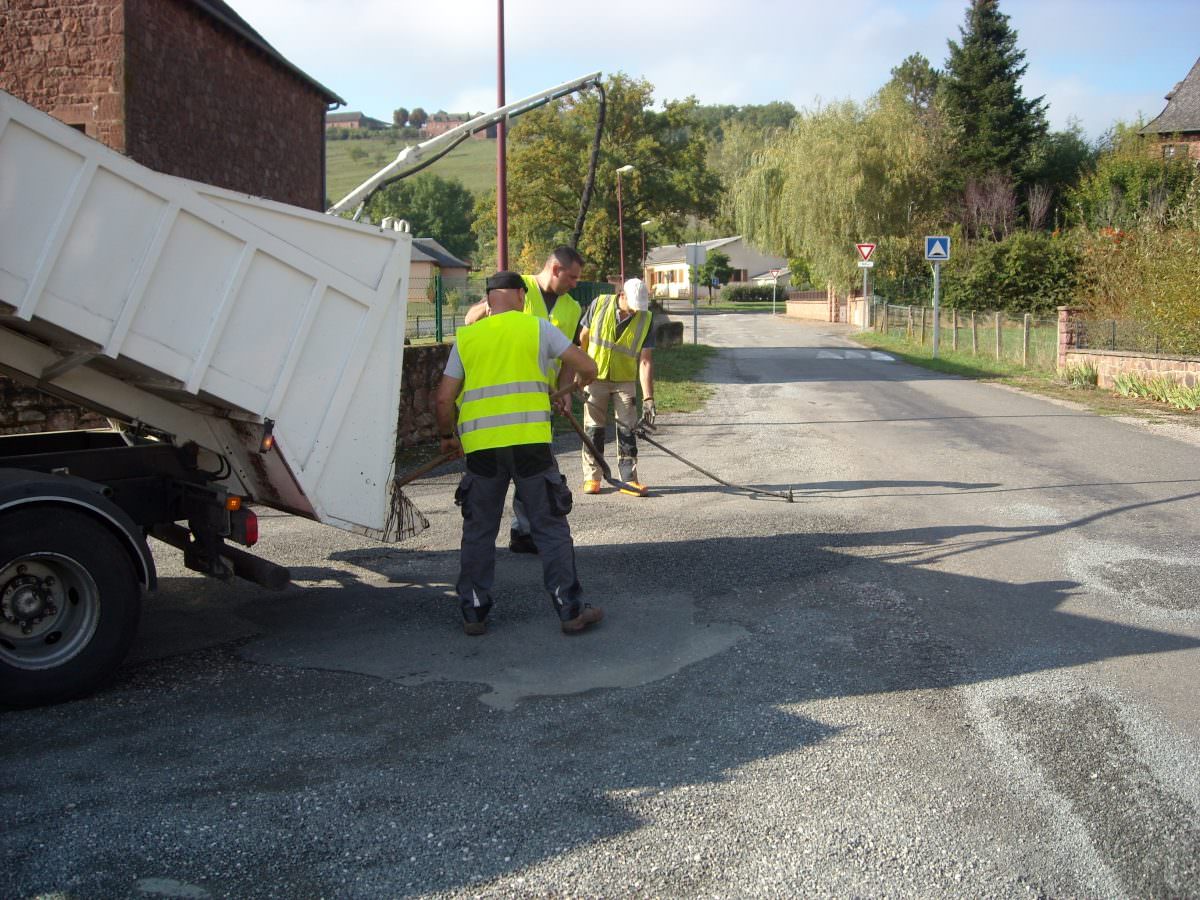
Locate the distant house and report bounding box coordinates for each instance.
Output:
[1,0,345,211]
[326,111,389,131]
[643,236,787,299]
[420,112,496,140]
[1141,56,1200,161]
[409,238,471,301]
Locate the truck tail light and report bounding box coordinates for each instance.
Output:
[229,508,259,547]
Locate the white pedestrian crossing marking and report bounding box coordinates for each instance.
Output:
[813,349,895,361]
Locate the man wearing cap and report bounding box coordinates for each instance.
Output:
[435,271,603,636]
[578,277,656,495]
[463,246,585,555]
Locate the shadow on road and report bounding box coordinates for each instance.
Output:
[3,508,1197,896]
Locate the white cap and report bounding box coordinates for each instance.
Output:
[623,278,650,311]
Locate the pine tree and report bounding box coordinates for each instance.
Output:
[942,0,1047,183]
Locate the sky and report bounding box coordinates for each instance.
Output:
[233,0,1200,141]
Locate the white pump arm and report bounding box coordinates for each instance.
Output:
[327,71,602,216]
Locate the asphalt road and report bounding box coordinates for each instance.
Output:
[4,314,1199,899]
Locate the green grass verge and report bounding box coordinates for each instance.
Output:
[325,136,496,204]
[851,330,1200,424]
[651,343,717,413]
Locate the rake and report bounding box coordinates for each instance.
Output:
[383,450,459,540]
[636,423,794,502]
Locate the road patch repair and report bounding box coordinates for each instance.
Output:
[239,577,746,710]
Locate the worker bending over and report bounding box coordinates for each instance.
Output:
[435,271,602,636]
[464,246,585,555]
[578,277,656,494]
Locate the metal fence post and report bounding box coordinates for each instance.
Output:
[971,311,977,355]
[434,273,444,342]
[1022,313,1031,367]
[994,312,1002,359]
[952,309,959,351]
[920,306,927,345]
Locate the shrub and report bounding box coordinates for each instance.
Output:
[1111,371,1200,411]
[721,285,784,302]
[348,146,368,162]
[942,230,1080,316]
[1059,363,1097,389]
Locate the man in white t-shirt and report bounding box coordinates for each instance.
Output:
[435,272,602,636]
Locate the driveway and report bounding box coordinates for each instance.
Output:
[3,313,1198,898]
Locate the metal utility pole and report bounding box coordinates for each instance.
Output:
[496,0,508,269]
[615,164,634,284]
[932,262,941,358]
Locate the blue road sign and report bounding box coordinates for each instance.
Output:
[925,235,950,261]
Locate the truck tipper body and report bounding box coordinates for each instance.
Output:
[0,89,412,706]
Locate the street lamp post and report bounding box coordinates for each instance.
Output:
[640,219,654,277]
[616,164,634,283]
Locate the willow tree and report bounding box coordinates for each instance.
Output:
[728,87,949,290]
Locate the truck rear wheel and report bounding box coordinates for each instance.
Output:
[0,507,142,708]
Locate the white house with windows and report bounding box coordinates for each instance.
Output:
[643,236,787,298]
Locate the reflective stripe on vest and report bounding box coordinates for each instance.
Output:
[456,312,551,453]
[588,294,651,382]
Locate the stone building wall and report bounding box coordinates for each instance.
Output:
[122,0,328,210]
[0,0,127,149]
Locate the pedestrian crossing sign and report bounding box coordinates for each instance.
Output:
[925,236,950,261]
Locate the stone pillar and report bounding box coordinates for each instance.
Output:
[1057,306,1080,371]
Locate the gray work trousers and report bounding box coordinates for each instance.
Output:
[455,447,583,623]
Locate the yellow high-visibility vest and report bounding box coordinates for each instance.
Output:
[587,294,651,382]
[522,274,582,341]
[456,311,551,453]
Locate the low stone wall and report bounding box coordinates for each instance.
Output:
[786,300,827,321]
[1057,306,1200,389]
[0,377,107,435]
[396,343,453,448]
[1,344,455,448]
[1063,350,1200,389]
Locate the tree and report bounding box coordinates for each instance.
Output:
[698,250,733,300]
[471,73,720,278]
[887,53,940,118]
[393,107,409,127]
[366,174,477,261]
[729,89,949,291]
[409,107,428,129]
[941,0,1047,184]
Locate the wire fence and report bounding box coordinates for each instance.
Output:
[874,303,1059,371]
[1071,317,1198,357]
[404,275,616,343]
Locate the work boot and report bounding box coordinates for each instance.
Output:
[582,480,601,494]
[620,481,648,497]
[561,604,604,634]
[463,620,486,636]
[508,529,538,554]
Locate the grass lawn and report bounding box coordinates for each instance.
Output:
[326,136,496,205]
[852,330,1200,424]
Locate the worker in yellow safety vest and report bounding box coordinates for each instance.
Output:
[464,246,585,554]
[578,277,656,495]
[435,271,603,636]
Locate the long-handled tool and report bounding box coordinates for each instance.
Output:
[561,406,648,497]
[636,424,794,502]
[383,450,459,540]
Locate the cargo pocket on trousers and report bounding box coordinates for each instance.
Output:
[454,473,474,520]
[545,472,573,517]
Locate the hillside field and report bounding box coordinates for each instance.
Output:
[325,135,496,205]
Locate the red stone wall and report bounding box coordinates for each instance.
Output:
[0,0,126,148]
[1063,350,1200,389]
[123,0,328,210]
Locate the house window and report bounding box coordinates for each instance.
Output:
[1163,144,1177,159]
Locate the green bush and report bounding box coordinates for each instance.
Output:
[721,285,783,302]
[1111,371,1200,411]
[942,231,1080,315]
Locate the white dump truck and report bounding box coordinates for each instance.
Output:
[0,74,600,706]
